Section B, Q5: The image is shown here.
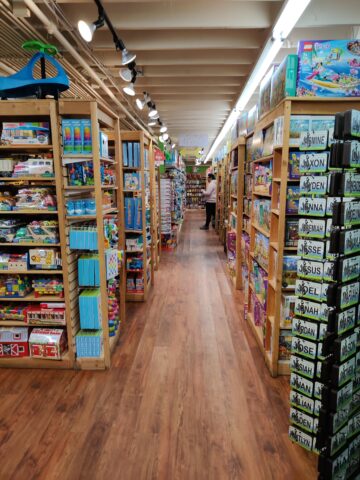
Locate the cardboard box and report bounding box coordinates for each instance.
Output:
[297,39,360,98]
[1,122,49,145]
[0,327,29,357]
[29,328,67,360]
[270,54,298,109]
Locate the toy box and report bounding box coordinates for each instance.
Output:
[29,328,67,360]
[0,327,29,357]
[0,158,16,177]
[259,67,275,118]
[66,161,94,186]
[285,218,299,247]
[253,161,272,195]
[251,130,264,160]
[289,152,301,179]
[297,39,360,98]
[279,329,293,360]
[247,105,258,134]
[263,125,274,157]
[124,173,140,190]
[13,157,54,177]
[237,112,248,136]
[29,249,61,270]
[280,294,297,328]
[282,256,298,288]
[254,231,269,271]
[32,278,64,297]
[99,131,108,158]
[79,289,102,329]
[253,199,271,233]
[286,185,300,214]
[0,275,31,298]
[26,304,66,326]
[270,54,298,109]
[14,188,57,211]
[76,329,103,357]
[1,122,49,145]
[62,119,93,154]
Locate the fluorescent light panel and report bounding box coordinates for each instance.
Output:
[205,0,311,163]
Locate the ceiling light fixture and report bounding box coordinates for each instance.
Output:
[78,13,105,42]
[204,0,312,163]
[123,71,137,96]
[160,125,168,133]
[148,120,157,127]
[171,143,176,149]
[136,92,149,111]
[79,0,136,65]
[159,135,165,143]
[148,104,158,118]
[162,133,169,142]
[119,60,136,82]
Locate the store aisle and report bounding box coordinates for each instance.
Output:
[0,211,316,480]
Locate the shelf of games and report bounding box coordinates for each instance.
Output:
[242,97,360,378]
[215,154,230,245]
[227,138,246,289]
[0,99,125,369]
[120,131,155,301]
[186,172,206,209]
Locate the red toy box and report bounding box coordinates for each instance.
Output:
[0,327,29,357]
[29,328,67,360]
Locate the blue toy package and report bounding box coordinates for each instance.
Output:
[297,39,360,98]
[124,197,134,230]
[134,142,141,168]
[133,198,143,230]
[122,142,129,167]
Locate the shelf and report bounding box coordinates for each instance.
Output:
[0,144,53,151]
[252,223,270,238]
[278,360,290,375]
[0,243,60,247]
[0,351,72,369]
[0,320,65,327]
[273,177,300,183]
[0,293,63,302]
[62,154,116,164]
[0,176,55,182]
[270,242,278,251]
[126,292,145,302]
[101,185,118,190]
[65,186,95,190]
[249,282,266,305]
[122,167,141,171]
[0,269,63,275]
[249,252,269,274]
[125,229,143,234]
[271,209,280,216]
[76,355,105,371]
[231,194,237,199]
[0,210,58,215]
[123,190,142,193]
[269,278,276,290]
[268,315,275,326]
[252,191,272,198]
[66,208,118,220]
[246,312,265,352]
[252,155,273,164]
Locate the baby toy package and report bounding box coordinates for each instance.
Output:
[297,39,360,98]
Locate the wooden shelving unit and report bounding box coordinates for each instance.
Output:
[58,99,125,370]
[120,131,155,302]
[153,165,161,270]
[0,100,74,369]
[243,97,360,377]
[227,138,245,290]
[215,154,230,245]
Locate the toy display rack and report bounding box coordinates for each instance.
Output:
[0,100,72,369]
[227,137,246,290]
[58,99,125,370]
[153,164,161,270]
[244,97,360,377]
[215,154,230,245]
[120,131,155,302]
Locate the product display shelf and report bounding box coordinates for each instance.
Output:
[58,99,125,370]
[186,172,206,210]
[0,100,74,369]
[120,131,155,302]
[216,154,230,245]
[153,165,161,270]
[245,97,360,378]
[227,138,246,289]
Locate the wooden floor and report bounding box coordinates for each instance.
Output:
[0,210,317,480]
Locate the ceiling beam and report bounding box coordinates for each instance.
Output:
[113,76,245,87]
[89,49,258,66]
[89,29,267,50]
[107,65,251,77]
[60,1,281,30]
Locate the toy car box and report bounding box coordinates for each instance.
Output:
[1,122,50,145]
[297,39,360,98]
[29,328,67,360]
[0,327,29,357]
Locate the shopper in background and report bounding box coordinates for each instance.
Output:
[200,173,217,230]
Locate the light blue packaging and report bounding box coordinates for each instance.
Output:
[62,119,74,154]
[81,119,92,154]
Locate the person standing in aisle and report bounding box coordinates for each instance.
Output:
[200,173,217,230]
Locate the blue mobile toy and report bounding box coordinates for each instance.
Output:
[0,40,69,100]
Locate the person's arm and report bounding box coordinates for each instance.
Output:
[202,182,215,197]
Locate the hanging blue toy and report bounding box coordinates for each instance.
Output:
[0,40,70,100]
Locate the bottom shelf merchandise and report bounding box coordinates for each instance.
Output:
[0,326,68,360]
[227,231,236,278]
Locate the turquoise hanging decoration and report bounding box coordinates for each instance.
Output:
[0,40,70,100]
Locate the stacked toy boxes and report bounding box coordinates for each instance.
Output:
[315,110,360,479]
[122,141,140,168]
[289,110,360,480]
[124,197,143,230]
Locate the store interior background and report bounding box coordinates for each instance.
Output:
[0,0,358,163]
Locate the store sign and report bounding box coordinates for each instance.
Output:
[154,147,165,166]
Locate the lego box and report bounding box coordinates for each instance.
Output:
[0,327,29,357]
[297,39,360,98]
[270,54,298,109]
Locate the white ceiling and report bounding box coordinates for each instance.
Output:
[1,0,359,157]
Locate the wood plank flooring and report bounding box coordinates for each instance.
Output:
[0,210,317,480]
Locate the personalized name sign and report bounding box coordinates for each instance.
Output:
[290,354,316,379]
[300,175,329,196]
[289,426,313,451]
[296,279,329,302]
[342,141,360,168]
[327,197,341,216]
[331,307,357,335]
[290,407,315,433]
[336,332,358,363]
[297,259,324,280]
[339,228,360,255]
[298,197,327,217]
[336,357,356,387]
[343,172,360,197]
[292,318,327,342]
[292,336,318,360]
[299,152,328,173]
[290,390,315,414]
[344,109,360,139]
[298,239,325,261]
[300,131,328,151]
[333,200,360,227]
[295,298,331,322]
[299,218,327,238]
[290,372,314,397]
[314,381,324,400]
[330,425,349,456]
[338,255,360,282]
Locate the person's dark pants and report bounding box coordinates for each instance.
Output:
[205,202,216,227]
